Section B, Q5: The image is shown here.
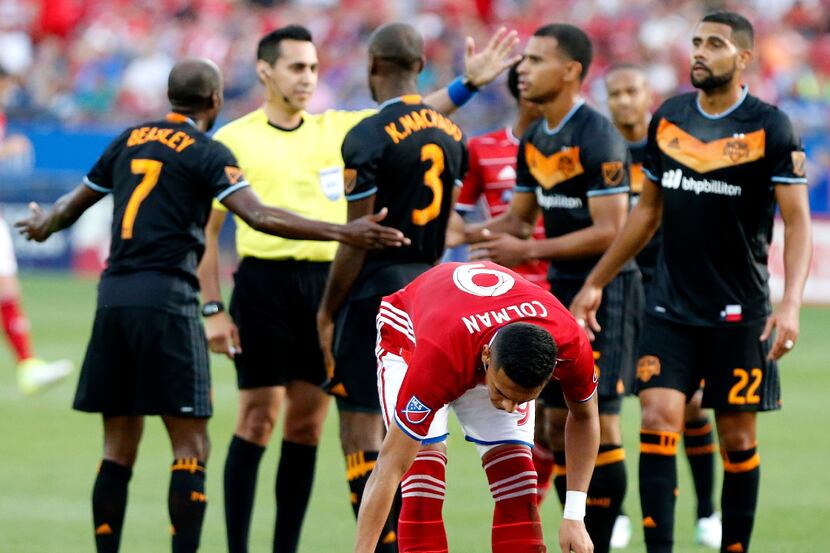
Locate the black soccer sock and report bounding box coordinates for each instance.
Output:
[92,459,132,553]
[346,451,397,553]
[169,458,207,553]
[721,446,760,553]
[683,417,717,519]
[639,430,680,553]
[586,445,627,553]
[551,450,567,508]
[224,435,265,553]
[274,440,317,553]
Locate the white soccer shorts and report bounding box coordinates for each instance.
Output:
[378,351,535,457]
[0,216,19,277]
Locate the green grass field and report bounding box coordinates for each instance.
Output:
[1,273,828,552]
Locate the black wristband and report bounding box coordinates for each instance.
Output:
[201,301,224,317]
[461,75,480,92]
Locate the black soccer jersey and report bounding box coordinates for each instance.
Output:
[641,87,807,326]
[515,100,634,280]
[343,95,468,266]
[628,137,661,284]
[84,113,248,312]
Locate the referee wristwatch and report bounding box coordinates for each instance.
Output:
[201,301,225,318]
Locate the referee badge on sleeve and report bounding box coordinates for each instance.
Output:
[319,166,344,201]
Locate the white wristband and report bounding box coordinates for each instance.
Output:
[563,490,587,520]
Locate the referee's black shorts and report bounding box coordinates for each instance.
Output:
[229,257,329,389]
[541,270,643,415]
[74,306,212,417]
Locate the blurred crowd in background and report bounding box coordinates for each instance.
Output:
[1,0,830,212]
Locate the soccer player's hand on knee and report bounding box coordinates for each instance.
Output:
[569,285,602,341]
[463,27,522,88]
[761,299,800,360]
[342,207,410,249]
[15,202,52,242]
[559,519,594,553]
[205,312,241,359]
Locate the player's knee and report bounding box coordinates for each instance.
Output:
[172,426,210,461]
[640,400,682,432]
[717,425,755,452]
[338,412,383,454]
[104,444,140,468]
[283,417,323,446]
[238,406,277,444]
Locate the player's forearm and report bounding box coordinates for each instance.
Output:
[564,398,600,494]
[354,463,405,553]
[584,201,660,288]
[246,207,344,242]
[319,245,366,318]
[527,223,620,262]
[45,186,101,234]
[467,211,532,242]
[780,208,812,307]
[197,239,223,303]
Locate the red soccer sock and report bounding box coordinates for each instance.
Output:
[1,299,32,362]
[485,446,546,553]
[532,440,554,504]
[398,450,448,553]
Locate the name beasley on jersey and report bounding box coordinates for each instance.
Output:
[126,126,196,152]
[384,107,463,144]
[461,300,550,335]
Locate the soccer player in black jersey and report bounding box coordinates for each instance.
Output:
[605,64,721,549]
[315,22,468,551]
[15,59,406,553]
[573,12,812,553]
[464,24,640,553]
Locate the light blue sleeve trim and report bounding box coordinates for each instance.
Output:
[421,433,449,445]
[346,187,378,201]
[464,436,534,448]
[454,179,464,188]
[394,412,429,441]
[514,185,536,193]
[455,203,476,213]
[643,168,659,182]
[771,176,808,184]
[587,185,630,197]
[215,181,250,202]
[83,176,111,194]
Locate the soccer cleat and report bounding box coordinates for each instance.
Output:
[17,358,74,395]
[610,514,632,548]
[695,512,722,549]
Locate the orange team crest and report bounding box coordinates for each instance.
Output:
[656,118,765,173]
[524,143,584,189]
[344,168,358,194]
[629,163,645,193]
[601,161,625,187]
[791,151,806,177]
[224,166,244,185]
[637,355,661,382]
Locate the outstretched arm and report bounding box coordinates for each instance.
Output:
[221,186,407,249]
[423,27,521,115]
[354,424,421,553]
[16,184,105,241]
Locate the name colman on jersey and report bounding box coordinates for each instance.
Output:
[461,301,549,335]
[661,168,742,197]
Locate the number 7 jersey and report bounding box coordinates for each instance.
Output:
[342,95,468,264]
[84,113,248,287]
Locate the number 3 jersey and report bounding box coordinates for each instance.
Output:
[83,113,248,314]
[342,95,468,267]
[642,88,807,326]
[379,261,597,439]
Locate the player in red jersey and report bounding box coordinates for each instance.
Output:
[456,64,548,289]
[354,261,599,553]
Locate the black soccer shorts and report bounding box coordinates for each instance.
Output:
[74,306,211,417]
[229,258,329,389]
[541,270,643,415]
[635,313,781,412]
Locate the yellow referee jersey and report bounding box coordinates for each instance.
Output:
[213,108,375,261]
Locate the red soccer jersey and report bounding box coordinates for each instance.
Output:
[457,128,549,288]
[378,261,597,440]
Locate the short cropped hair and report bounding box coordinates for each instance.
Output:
[534,24,593,81]
[701,11,754,50]
[492,323,558,389]
[257,25,313,65]
[507,62,520,101]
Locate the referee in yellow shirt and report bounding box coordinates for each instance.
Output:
[198,24,520,553]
